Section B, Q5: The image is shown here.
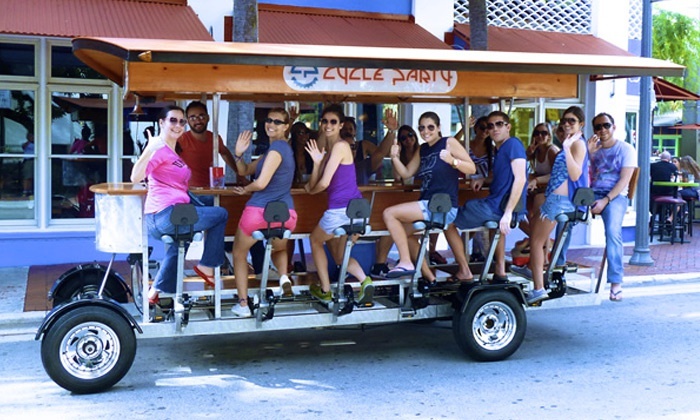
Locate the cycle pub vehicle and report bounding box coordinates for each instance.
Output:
[35,37,683,393]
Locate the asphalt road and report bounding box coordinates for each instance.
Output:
[3,281,700,419]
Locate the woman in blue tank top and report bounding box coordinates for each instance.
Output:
[304,104,374,305]
[383,111,476,282]
[228,108,297,317]
[527,106,589,305]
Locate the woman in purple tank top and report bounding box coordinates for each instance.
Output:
[303,104,374,305]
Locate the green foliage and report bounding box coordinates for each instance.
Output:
[653,10,700,112]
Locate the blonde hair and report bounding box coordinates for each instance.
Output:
[680,155,700,179]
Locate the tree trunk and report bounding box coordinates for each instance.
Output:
[469,1,490,129]
[227,0,258,183]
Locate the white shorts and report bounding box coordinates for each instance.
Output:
[319,207,351,235]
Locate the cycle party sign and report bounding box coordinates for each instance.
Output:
[283,66,458,94]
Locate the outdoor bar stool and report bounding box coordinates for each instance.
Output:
[681,195,697,237]
[650,196,687,244]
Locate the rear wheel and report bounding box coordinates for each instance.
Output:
[41,306,136,394]
[453,290,526,361]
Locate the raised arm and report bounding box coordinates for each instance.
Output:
[130,131,163,183]
[232,131,257,176]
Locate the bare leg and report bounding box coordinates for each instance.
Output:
[383,201,424,271]
[232,229,257,308]
[309,225,334,293]
[445,225,473,280]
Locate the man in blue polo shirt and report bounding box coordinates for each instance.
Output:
[445,111,527,283]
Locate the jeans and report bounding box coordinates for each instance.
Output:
[597,192,627,284]
[146,204,228,293]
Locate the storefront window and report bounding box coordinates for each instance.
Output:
[0,89,35,220]
[0,43,34,77]
[50,91,109,219]
[509,107,535,146]
[51,46,105,80]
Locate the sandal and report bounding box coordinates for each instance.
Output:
[609,289,623,302]
[193,265,215,287]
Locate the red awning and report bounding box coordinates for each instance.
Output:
[653,77,700,101]
[225,4,450,49]
[452,24,632,56]
[668,124,700,130]
[0,0,212,40]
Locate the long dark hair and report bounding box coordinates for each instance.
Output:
[473,116,494,173]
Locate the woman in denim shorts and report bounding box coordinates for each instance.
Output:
[527,106,589,304]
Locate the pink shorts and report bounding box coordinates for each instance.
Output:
[238,206,298,237]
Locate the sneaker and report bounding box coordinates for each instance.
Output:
[357,276,375,305]
[526,288,548,305]
[370,263,390,277]
[309,283,332,303]
[511,265,533,280]
[231,302,252,318]
[279,275,294,297]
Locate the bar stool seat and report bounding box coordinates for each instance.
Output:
[650,196,687,244]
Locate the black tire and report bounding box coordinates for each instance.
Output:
[452,290,526,361]
[41,306,136,394]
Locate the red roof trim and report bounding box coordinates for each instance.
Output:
[0,0,212,40]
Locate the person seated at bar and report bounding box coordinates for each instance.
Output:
[130,105,228,304]
[340,109,398,185]
[520,122,559,239]
[525,106,589,304]
[178,101,238,192]
[371,125,419,277]
[446,111,527,285]
[383,111,475,282]
[228,108,297,318]
[304,104,374,305]
[678,155,700,200]
[650,151,678,198]
[290,121,314,184]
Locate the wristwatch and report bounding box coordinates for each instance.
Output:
[452,159,460,169]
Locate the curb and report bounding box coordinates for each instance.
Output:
[0,311,47,336]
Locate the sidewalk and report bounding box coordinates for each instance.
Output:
[2,235,699,332]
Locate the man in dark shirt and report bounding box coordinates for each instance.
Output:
[650,151,678,197]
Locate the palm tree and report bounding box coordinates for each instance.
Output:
[227,0,258,180]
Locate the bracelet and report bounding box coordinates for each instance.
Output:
[388,129,397,135]
[605,195,612,203]
[234,154,243,162]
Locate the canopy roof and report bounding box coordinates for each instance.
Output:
[72,37,685,104]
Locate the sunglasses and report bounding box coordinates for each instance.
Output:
[399,132,415,142]
[594,122,613,131]
[321,118,339,125]
[560,117,579,125]
[265,118,287,125]
[168,117,187,126]
[486,120,507,130]
[187,113,207,122]
[418,124,436,132]
[533,130,549,137]
[477,124,488,131]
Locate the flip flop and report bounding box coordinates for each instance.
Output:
[385,266,416,279]
[609,290,623,302]
[193,265,215,287]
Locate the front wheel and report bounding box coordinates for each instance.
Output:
[453,290,526,361]
[41,306,136,394]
